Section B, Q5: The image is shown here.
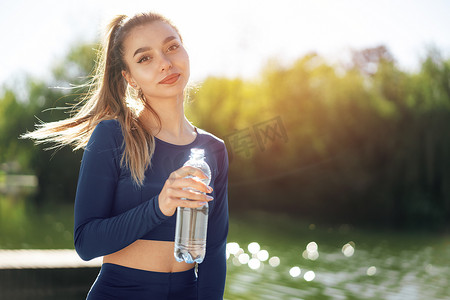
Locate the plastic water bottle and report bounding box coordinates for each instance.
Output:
[174,148,211,264]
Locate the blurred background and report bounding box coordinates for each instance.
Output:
[1,0,449,299]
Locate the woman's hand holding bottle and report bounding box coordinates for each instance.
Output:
[158,166,213,217]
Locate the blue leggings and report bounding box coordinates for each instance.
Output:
[86,263,198,300]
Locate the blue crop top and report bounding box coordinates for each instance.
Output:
[73,119,229,299]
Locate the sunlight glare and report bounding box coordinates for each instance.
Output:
[303,241,319,260]
[238,253,250,264]
[289,266,301,278]
[248,242,261,254]
[367,266,377,276]
[306,242,318,252]
[248,258,261,270]
[256,250,269,261]
[268,256,280,267]
[226,242,240,255]
[304,270,315,281]
[342,243,355,257]
[308,251,319,261]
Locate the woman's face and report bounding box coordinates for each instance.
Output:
[122,21,190,101]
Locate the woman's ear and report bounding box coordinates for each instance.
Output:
[122,70,138,89]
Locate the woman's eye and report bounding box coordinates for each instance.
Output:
[138,56,151,63]
[167,44,180,52]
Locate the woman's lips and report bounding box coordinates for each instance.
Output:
[159,73,180,84]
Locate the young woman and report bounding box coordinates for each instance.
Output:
[23,12,229,300]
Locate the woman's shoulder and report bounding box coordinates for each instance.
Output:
[196,127,226,149]
[196,127,225,145]
[96,119,121,130]
[195,127,228,158]
[87,119,123,149]
[93,119,122,136]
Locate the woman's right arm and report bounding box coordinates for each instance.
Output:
[73,121,168,261]
[74,121,213,261]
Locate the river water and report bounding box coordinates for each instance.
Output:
[0,202,448,299]
[225,212,449,300]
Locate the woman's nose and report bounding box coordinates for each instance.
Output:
[160,54,172,72]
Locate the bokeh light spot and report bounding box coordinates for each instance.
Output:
[308,251,319,261]
[306,242,318,252]
[367,266,377,276]
[289,266,301,277]
[256,250,269,261]
[303,241,319,260]
[248,258,261,270]
[304,270,315,281]
[227,242,240,255]
[268,256,280,267]
[342,243,355,257]
[248,242,261,254]
[238,253,250,264]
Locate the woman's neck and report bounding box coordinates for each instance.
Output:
[140,94,196,142]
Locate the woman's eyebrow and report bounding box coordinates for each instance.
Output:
[163,36,177,45]
[133,47,151,57]
[133,36,178,57]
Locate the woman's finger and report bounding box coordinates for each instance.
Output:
[169,176,212,194]
[170,165,209,181]
[173,187,214,202]
[178,198,209,208]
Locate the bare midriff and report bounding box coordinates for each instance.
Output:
[103,240,194,273]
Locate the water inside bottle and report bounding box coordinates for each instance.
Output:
[174,205,209,263]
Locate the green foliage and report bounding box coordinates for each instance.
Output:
[187,47,450,230]
[1,43,448,229]
[0,43,96,205]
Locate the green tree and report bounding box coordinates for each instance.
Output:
[0,43,97,206]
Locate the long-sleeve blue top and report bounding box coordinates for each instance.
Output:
[74,119,229,299]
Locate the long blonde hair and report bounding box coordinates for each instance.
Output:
[22,12,183,186]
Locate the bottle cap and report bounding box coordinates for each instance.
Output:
[190,148,204,155]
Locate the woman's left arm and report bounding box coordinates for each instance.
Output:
[197,144,229,300]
